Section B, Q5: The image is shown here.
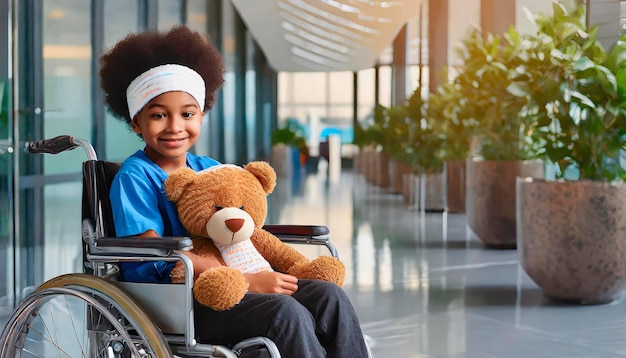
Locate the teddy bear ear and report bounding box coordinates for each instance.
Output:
[244,161,277,194]
[163,167,198,202]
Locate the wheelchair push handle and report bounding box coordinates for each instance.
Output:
[27,135,98,161]
[27,135,77,154]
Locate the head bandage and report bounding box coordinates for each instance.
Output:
[126,64,206,118]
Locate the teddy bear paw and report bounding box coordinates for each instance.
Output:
[193,267,248,311]
[287,256,346,287]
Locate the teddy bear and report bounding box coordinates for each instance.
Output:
[163,161,346,311]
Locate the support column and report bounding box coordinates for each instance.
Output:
[428,0,448,92]
[481,0,515,35]
[448,0,481,71]
[586,0,620,49]
[391,24,407,106]
[515,0,558,35]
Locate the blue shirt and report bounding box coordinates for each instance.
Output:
[110,150,220,282]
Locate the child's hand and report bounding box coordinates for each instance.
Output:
[244,271,298,295]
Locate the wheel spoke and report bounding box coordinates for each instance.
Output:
[0,275,171,358]
[48,297,64,357]
[62,294,87,357]
[27,324,77,358]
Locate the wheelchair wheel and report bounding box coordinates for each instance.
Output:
[0,273,171,358]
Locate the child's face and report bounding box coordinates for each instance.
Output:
[132,91,204,172]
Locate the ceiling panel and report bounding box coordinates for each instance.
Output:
[230,0,420,72]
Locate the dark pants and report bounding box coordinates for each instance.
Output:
[194,279,369,358]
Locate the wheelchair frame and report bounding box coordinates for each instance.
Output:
[0,135,340,358]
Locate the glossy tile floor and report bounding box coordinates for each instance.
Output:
[271,164,626,358]
[3,164,626,357]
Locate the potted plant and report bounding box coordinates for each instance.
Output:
[384,104,414,194]
[452,26,544,247]
[403,88,445,211]
[427,81,471,213]
[352,120,374,174]
[515,0,626,304]
[361,103,398,188]
[270,120,309,177]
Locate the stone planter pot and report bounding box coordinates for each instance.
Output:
[444,160,466,213]
[389,160,411,194]
[466,159,544,248]
[365,151,377,184]
[374,151,391,188]
[402,173,416,206]
[270,144,292,177]
[517,178,626,304]
[414,172,445,211]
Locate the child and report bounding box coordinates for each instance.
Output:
[100,26,370,357]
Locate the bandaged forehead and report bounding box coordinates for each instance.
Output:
[126,64,206,118]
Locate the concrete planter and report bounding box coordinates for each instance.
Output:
[270,144,292,177]
[444,160,466,213]
[365,151,377,184]
[403,172,445,211]
[517,178,626,304]
[466,159,544,248]
[389,160,412,194]
[374,152,391,188]
[402,173,416,206]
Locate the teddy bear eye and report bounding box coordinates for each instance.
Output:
[240,206,244,210]
[215,205,223,211]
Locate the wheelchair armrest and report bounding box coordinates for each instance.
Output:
[262,224,338,258]
[96,236,193,251]
[263,224,329,237]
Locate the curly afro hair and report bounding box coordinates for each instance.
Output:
[99,25,224,125]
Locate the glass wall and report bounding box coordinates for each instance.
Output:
[40,1,92,282]
[42,0,92,174]
[357,69,375,121]
[245,32,257,163]
[158,0,183,29]
[0,0,12,324]
[104,0,143,163]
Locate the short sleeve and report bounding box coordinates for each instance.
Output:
[110,170,165,237]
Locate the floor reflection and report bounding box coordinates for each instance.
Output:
[3,166,626,357]
[275,167,626,358]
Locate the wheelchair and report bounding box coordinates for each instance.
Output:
[0,135,343,357]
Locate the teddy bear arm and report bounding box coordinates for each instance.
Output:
[192,236,227,266]
[286,256,346,287]
[170,237,226,283]
[194,267,248,311]
[251,228,309,272]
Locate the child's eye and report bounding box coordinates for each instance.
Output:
[151,113,166,119]
[182,112,194,118]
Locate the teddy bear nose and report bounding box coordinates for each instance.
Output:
[225,218,245,233]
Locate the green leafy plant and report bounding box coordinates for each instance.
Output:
[452,26,538,161]
[353,121,374,150]
[511,1,626,181]
[271,122,309,157]
[383,104,411,162]
[405,88,445,174]
[427,81,472,161]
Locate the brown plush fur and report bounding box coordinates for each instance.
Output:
[164,161,345,311]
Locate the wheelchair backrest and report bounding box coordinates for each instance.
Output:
[82,160,121,240]
[81,160,191,335]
